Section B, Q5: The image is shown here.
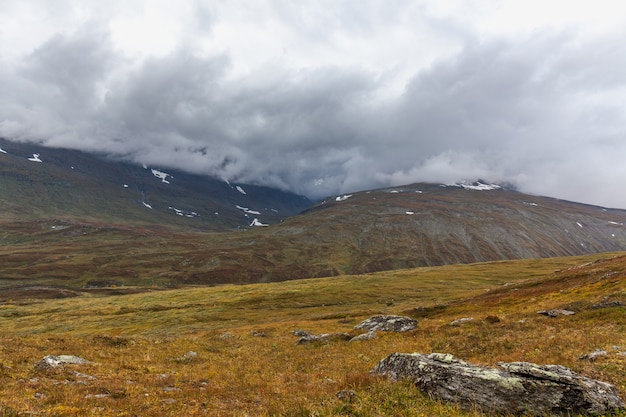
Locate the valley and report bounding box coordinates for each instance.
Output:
[1,141,626,415]
[0,253,624,416]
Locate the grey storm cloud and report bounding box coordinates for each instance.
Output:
[1,2,626,208]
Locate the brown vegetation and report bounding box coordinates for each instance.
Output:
[1,253,625,416]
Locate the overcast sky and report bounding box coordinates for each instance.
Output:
[1,1,626,207]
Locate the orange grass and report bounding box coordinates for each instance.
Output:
[1,253,625,416]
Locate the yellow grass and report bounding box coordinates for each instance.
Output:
[1,252,625,416]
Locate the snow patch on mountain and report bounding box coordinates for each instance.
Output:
[236,185,247,195]
[451,182,501,191]
[236,205,261,215]
[151,169,171,184]
[28,153,42,162]
[168,206,199,218]
[336,194,353,202]
[250,218,269,227]
[142,202,152,209]
[0,148,7,154]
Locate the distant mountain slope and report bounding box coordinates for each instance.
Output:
[284,183,626,273]
[1,180,625,289]
[0,138,311,230]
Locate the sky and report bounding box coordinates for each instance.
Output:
[1,1,626,207]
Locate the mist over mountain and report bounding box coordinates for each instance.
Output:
[1,140,625,289]
[0,138,311,231]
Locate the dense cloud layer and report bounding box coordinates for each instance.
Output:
[1,1,626,207]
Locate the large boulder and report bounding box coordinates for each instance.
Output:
[354,315,417,332]
[372,352,625,416]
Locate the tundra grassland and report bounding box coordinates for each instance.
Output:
[1,253,625,416]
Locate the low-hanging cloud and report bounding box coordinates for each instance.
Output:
[1,3,626,208]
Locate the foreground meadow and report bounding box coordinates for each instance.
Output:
[1,253,625,416]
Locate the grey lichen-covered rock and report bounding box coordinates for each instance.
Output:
[354,315,417,332]
[296,332,352,344]
[35,355,92,372]
[450,317,474,326]
[349,330,377,342]
[537,309,576,317]
[372,352,625,416]
[579,349,608,361]
[336,390,357,402]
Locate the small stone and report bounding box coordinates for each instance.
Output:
[450,317,474,326]
[580,349,608,361]
[296,332,351,344]
[183,351,197,359]
[84,394,110,399]
[292,329,311,337]
[591,301,624,309]
[350,331,377,342]
[537,309,576,317]
[250,330,268,337]
[336,390,357,402]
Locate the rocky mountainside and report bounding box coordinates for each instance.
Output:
[288,182,626,272]
[1,171,625,289]
[0,138,312,231]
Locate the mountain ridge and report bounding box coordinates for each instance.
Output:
[2,139,626,289]
[0,138,312,230]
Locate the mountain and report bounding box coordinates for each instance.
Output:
[0,138,312,231]
[2,140,626,291]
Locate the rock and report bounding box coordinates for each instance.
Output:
[292,329,311,337]
[35,355,91,372]
[580,349,608,361]
[537,309,576,317]
[354,315,417,332]
[350,331,377,342]
[372,352,625,416]
[484,315,501,324]
[174,351,198,363]
[84,393,110,399]
[450,317,474,326]
[336,390,357,402]
[591,301,624,309]
[296,332,352,344]
[250,330,268,337]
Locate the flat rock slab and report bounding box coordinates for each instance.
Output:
[35,355,92,372]
[354,315,417,332]
[372,352,624,416]
[537,309,576,317]
[296,332,351,344]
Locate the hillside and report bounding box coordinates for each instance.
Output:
[2,176,626,290]
[0,253,624,416]
[0,138,312,231]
